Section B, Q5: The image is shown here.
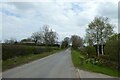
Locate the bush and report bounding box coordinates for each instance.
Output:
[104,40,119,62]
[98,55,118,70]
[104,34,119,70]
[85,46,96,58]
[33,47,47,54]
[85,58,99,65]
[104,34,120,62]
[79,56,84,65]
[2,44,32,60]
[2,44,59,60]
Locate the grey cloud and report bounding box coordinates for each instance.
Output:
[7,2,35,10]
[118,2,120,33]
[97,2,117,19]
[2,2,118,41]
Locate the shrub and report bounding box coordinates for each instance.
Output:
[85,46,96,58]
[2,44,59,60]
[104,40,119,62]
[98,55,118,70]
[79,56,84,65]
[103,34,119,70]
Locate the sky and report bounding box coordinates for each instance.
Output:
[0,0,119,42]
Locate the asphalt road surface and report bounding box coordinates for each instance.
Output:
[3,48,77,78]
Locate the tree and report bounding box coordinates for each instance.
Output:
[85,33,94,46]
[4,38,17,44]
[42,25,58,46]
[31,24,58,46]
[71,35,83,49]
[48,29,58,45]
[31,31,43,44]
[86,16,114,56]
[61,37,70,48]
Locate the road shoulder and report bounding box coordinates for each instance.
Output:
[76,68,115,78]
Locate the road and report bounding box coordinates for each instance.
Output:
[77,69,115,78]
[3,48,77,78]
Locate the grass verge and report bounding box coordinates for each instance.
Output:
[2,49,62,72]
[71,49,120,77]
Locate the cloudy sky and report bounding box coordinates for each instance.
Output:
[0,0,119,42]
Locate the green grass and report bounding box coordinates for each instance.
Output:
[71,49,120,77]
[2,49,62,72]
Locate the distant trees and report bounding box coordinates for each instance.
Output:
[31,24,58,45]
[4,38,17,44]
[86,16,114,56]
[31,31,43,44]
[42,25,58,46]
[4,24,58,46]
[61,37,70,48]
[71,35,83,49]
[61,35,83,49]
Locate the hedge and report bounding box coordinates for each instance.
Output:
[2,44,59,60]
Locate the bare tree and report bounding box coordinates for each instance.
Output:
[42,25,58,46]
[48,29,58,45]
[42,25,49,45]
[31,31,43,44]
[31,24,58,46]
